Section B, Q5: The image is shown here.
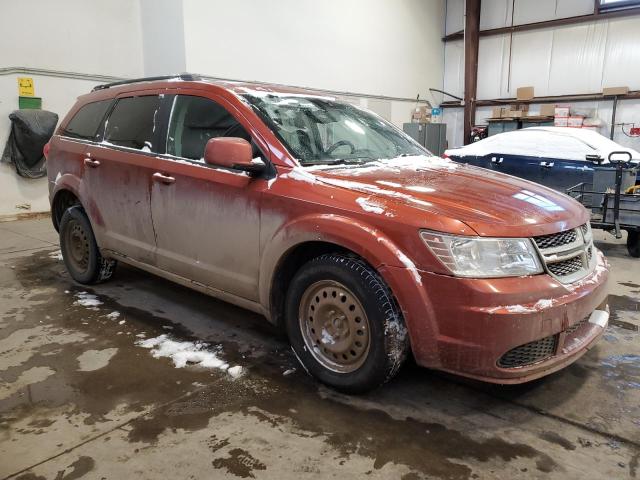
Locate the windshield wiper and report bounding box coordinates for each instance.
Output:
[301,157,371,167]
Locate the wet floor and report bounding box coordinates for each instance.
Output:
[0,219,639,479]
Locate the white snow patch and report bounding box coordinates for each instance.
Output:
[106,311,120,320]
[376,180,402,188]
[74,292,102,309]
[356,197,385,214]
[321,329,336,345]
[118,320,126,325]
[283,368,296,376]
[446,127,640,162]
[137,335,229,370]
[227,365,244,378]
[534,299,554,309]
[48,250,63,261]
[282,167,317,184]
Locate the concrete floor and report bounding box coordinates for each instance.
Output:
[0,218,639,480]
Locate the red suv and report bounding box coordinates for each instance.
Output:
[46,75,610,392]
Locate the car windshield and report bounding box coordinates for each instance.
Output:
[241,93,428,166]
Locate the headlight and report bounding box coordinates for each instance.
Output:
[420,231,543,278]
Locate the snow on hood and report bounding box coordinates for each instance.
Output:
[308,155,588,236]
[446,127,640,162]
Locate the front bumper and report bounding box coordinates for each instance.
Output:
[382,249,610,383]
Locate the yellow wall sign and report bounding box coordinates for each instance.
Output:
[18,77,35,97]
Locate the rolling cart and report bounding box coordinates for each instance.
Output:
[567,151,640,257]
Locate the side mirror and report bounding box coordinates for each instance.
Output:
[204,137,266,176]
[608,151,632,165]
[585,154,602,164]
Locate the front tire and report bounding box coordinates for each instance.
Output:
[627,230,640,258]
[59,206,116,284]
[285,254,409,393]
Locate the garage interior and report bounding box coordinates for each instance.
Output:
[1,1,640,479]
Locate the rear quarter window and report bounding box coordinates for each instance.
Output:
[104,95,163,151]
[63,99,113,140]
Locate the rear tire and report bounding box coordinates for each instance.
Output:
[285,253,409,393]
[627,230,640,258]
[59,206,116,284]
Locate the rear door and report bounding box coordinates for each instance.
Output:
[83,94,167,264]
[537,136,595,192]
[149,93,267,300]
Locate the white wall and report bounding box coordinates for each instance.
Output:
[182,0,445,102]
[442,0,640,148]
[140,0,187,76]
[0,0,144,218]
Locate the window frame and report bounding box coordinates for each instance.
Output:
[62,99,115,141]
[102,94,168,153]
[161,93,271,170]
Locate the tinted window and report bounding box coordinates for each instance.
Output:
[104,96,162,151]
[64,100,113,140]
[167,96,251,160]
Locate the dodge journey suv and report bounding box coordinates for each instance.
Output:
[46,74,610,392]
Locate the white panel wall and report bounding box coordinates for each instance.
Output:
[0,0,144,78]
[0,0,144,217]
[140,0,187,76]
[182,0,445,102]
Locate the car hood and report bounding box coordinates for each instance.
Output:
[310,156,588,237]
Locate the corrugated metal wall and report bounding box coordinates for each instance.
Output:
[442,0,640,149]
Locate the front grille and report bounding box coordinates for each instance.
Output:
[533,229,577,249]
[533,224,593,283]
[498,335,558,368]
[580,224,589,236]
[565,317,588,336]
[547,256,584,277]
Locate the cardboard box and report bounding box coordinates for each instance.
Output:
[539,104,555,117]
[603,86,629,96]
[555,106,570,117]
[554,117,569,127]
[510,103,529,112]
[516,86,534,101]
[490,107,511,118]
[568,116,584,127]
[411,106,431,123]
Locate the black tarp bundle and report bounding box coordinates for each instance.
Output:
[5,110,58,179]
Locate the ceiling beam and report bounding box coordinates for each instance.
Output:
[442,6,640,42]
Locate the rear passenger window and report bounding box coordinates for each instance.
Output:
[166,96,251,160]
[64,99,113,140]
[104,96,162,151]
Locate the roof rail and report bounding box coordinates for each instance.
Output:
[92,73,200,91]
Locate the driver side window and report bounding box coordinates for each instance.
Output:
[166,95,252,161]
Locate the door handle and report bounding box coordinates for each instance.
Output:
[540,161,555,168]
[84,158,100,168]
[152,172,176,185]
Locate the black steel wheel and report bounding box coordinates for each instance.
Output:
[285,253,409,393]
[59,206,116,284]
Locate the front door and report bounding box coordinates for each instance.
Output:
[149,94,265,301]
[83,94,165,264]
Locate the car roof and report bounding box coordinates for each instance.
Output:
[91,74,339,100]
[446,127,640,161]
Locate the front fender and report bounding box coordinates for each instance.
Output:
[259,213,438,357]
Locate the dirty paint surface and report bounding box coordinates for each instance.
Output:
[0,220,639,479]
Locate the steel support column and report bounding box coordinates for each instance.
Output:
[463,0,481,145]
